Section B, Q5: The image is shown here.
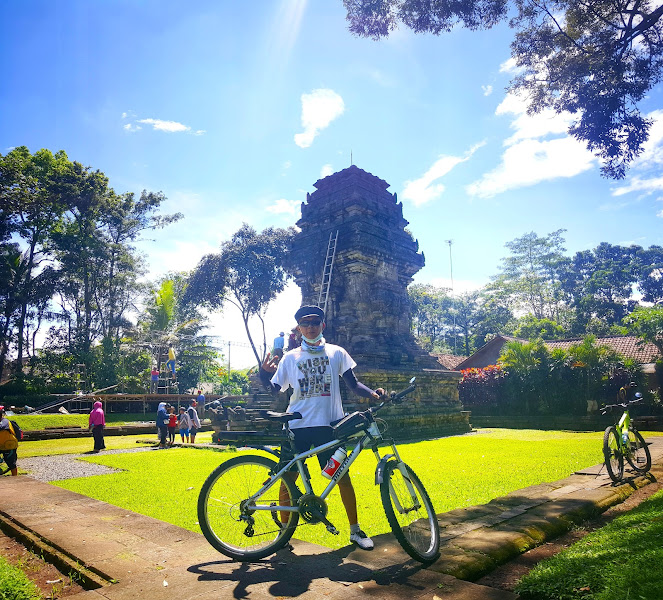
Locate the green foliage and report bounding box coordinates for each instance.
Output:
[0,555,42,600]
[513,315,565,340]
[624,305,663,355]
[216,370,250,395]
[517,489,663,599]
[460,337,638,415]
[343,0,663,178]
[186,223,296,366]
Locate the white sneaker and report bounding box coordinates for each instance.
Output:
[350,530,374,550]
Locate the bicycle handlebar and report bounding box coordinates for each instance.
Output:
[368,378,416,415]
[601,398,643,413]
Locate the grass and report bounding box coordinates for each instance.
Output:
[18,431,215,458]
[0,555,43,600]
[52,428,608,549]
[10,413,155,431]
[516,488,663,600]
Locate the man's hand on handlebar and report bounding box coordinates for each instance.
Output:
[371,388,386,401]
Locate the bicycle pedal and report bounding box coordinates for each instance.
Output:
[326,525,339,535]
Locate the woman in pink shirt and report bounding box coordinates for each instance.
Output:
[88,401,106,453]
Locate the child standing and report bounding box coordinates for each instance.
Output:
[167,405,178,445]
[177,406,191,443]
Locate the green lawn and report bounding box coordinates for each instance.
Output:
[51,429,608,549]
[516,488,663,600]
[18,431,215,458]
[11,412,155,431]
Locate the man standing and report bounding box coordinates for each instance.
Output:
[273,331,285,358]
[260,305,384,550]
[188,399,201,443]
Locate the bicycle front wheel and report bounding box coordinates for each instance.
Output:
[380,461,440,563]
[197,454,299,561]
[625,427,651,473]
[603,426,624,483]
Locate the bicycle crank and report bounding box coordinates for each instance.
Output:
[298,494,339,535]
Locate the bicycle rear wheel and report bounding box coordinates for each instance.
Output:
[603,426,624,483]
[197,454,299,561]
[380,461,440,563]
[625,427,651,473]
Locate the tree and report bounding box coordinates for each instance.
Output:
[636,245,663,304]
[490,230,569,320]
[561,242,640,332]
[0,147,67,376]
[343,0,663,178]
[186,224,296,366]
[512,314,566,340]
[623,305,663,355]
[408,283,452,352]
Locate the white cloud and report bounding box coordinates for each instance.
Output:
[137,118,191,133]
[612,176,663,197]
[496,93,573,146]
[482,85,493,96]
[499,57,519,73]
[402,143,485,207]
[266,198,300,215]
[320,164,333,178]
[658,210,663,218]
[294,89,345,148]
[466,137,595,198]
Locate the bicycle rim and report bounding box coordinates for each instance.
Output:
[626,427,651,473]
[197,455,299,561]
[603,426,623,483]
[380,461,440,563]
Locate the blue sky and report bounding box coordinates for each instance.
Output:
[2,1,663,367]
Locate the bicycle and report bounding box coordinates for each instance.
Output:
[602,392,652,483]
[197,377,441,563]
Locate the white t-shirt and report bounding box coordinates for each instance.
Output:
[270,343,356,429]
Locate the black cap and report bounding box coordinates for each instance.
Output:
[294,305,324,322]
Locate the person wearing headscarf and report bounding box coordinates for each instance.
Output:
[156,402,169,449]
[88,401,106,453]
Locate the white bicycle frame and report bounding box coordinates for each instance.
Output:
[243,419,417,517]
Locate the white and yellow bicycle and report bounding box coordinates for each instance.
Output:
[197,377,440,563]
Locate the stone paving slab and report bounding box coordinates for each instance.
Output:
[3,436,663,599]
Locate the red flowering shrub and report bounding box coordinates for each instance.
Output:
[458,365,506,413]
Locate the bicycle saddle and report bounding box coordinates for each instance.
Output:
[261,410,302,423]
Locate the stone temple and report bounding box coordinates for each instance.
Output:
[287,165,469,438]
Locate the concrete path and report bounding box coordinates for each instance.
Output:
[1,438,663,600]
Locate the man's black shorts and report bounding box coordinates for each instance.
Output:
[279,426,336,471]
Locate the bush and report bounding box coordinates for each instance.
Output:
[0,555,42,600]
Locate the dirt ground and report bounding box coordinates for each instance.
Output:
[476,475,663,593]
[0,530,86,599]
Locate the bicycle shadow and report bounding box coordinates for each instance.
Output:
[188,536,426,598]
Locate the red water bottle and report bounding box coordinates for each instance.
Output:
[322,447,347,479]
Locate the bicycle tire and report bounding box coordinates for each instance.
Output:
[625,427,651,473]
[197,454,299,561]
[380,460,440,563]
[603,426,624,483]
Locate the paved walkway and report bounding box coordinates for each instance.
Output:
[1,438,663,600]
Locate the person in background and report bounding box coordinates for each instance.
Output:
[188,400,201,443]
[150,367,159,393]
[197,389,205,408]
[166,346,177,381]
[177,406,191,443]
[0,406,20,476]
[167,405,178,445]
[287,327,300,351]
[88,401,106,453]
[157,402,169,449]
[273,331,285,358]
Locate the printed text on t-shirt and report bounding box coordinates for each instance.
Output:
[297,356,332,397]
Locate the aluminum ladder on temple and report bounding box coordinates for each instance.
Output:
[317,230,338,315]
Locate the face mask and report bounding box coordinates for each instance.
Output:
[301,331,324,344]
